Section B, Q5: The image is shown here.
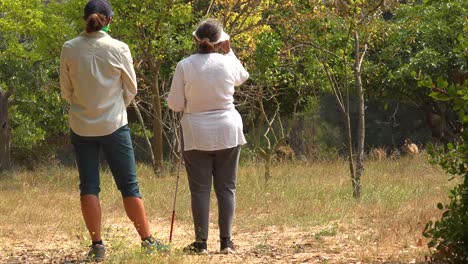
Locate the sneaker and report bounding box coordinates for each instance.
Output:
[183,241,208,255]
[87,243,106,262]
[220,238,235,254]
[141,236,170,253]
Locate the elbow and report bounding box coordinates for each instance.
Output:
[167,100,184,112]
[169,106,184,113]
[124,94,136,106]
[239,71,250,85]
[243,72,250,82]
[61,92,72,105]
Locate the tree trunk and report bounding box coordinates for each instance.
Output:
[353,29,366,199]
[151,79,164,175]
[318,56,357,198]
[0,88,12,171]
[169,126,180,174]
[343,113,356,185]
[290,116,305,157]
[264,150,272,185]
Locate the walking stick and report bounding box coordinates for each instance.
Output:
[169,126,183,244]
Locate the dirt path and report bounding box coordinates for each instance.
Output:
[0,217,429,264]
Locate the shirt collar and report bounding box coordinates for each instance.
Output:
[80,31,109,38]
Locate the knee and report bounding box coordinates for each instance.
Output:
[214,184,236,198]
[214,181,236,193]
[80,184,100,197]
[119,182,142,198]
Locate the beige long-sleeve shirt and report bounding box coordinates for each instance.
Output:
[60,31,137,137]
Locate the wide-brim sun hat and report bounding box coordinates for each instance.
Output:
[192,30,230,45]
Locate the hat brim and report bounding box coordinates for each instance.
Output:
[213,31,230,44]
[192,30,230,44]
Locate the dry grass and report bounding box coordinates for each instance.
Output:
[0,154,456,263]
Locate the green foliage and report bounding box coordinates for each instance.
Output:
[0,0,71,151]
[110,0,194,78]
[389,2,468,258]
[1,0,195,156]
[424,135,468,262]
[422,54,468,264]
[0,0,465,170]
[423,168,468,262]
[368,0,466,104]
[253,32,282,84]
[249,24,318,119]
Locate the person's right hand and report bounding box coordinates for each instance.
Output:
[218,40,231,54]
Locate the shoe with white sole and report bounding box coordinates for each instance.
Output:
[220,238,235,254]
[141,236,170,253]
[183,241,208,255]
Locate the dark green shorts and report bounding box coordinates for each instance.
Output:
[70,125,141,198]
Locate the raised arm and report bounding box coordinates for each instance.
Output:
[220,40,249,86]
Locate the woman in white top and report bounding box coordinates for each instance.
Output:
[167,18,249,254]
[60,0,167,261]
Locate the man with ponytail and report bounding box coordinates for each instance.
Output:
[59,0,168,261]
[167,18,250,255]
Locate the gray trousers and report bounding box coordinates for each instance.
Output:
[183,145,241,242]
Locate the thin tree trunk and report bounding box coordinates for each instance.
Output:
[0,88,12,171]
[318,57,357,196]
[169,112,181,174]
[353,29,366,199]
[131,101,156,173]
[343,113,356,183]
[151,79,164,175]
[264,151,272,185]
[257,86,275,185]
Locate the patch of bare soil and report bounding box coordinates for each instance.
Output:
[0,217,430,264]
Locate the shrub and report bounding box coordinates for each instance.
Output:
[423,140,467,263]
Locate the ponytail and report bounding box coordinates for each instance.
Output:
[85,13,107,33]
[198,38,215,54]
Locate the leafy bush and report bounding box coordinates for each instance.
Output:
[422,71,467,262]
[424,141,468,263]
[417,1,467,260]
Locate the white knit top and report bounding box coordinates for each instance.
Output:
[167,50,249,151]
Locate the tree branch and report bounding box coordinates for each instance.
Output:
[358,43,368,69]
[431,87,450,97]
[358,0,385,25]
[300,42,341,59]
[317,57,346,115]
[205,0,215,16]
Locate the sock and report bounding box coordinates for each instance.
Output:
[142,235,154,242]
[92,240,103,245]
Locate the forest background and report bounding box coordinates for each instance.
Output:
[0,0,466,263]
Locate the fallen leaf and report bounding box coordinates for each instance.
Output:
[417,238,423,247]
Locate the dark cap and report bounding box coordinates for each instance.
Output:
[84,0,114,19]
